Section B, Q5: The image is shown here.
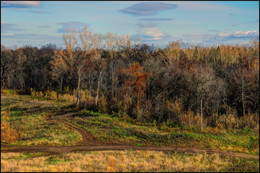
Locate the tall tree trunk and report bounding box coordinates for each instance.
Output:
[241,79,246,117]
[200,99,203,130]
[137,93,141,121]
[111,61,114,98]
[56,88,59,101]
[76,70,81,106]
[7,75,10,89]
[110,51,115,98]
[95,71,103,106]
[60,76,63,96]
[188,111,191,127]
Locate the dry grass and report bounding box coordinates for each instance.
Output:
[1,94,82,146]
[1,150,259,172]
[72,114,259,155]
[1,93,259,154]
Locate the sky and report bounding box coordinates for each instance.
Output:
[1,1,259,48]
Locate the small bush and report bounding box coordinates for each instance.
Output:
[164,99,184,124]
[1,109,20,143]
[180,110,195,127]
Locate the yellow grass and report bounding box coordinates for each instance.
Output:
[2,150,257,172]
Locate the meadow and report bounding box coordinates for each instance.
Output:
[1,90,259,172]
[1,1,259,172]
[1,150,259,172]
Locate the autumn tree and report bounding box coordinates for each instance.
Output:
[192,64,225,130]
[106,33,131,98]
[50,54,68,99]
[1,39,259,127]
[231,66,258,117]
[162,41,182,65]
[54,27,102,106]
[36,44,56,95]
[120,62,151,120]
[93,51,107,106]
[1,46,16,89]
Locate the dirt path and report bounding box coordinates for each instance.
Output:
[56,119,96,145]
[46,112,104,146]
[1,144,258,160]
[1,116,259,160]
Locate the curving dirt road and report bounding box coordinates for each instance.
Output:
[56,119,96,145]
[1,117,259,160]
[1,144,259,160]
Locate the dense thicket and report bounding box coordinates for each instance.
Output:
[1,29,259,128]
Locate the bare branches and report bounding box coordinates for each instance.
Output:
[2,30,258,126]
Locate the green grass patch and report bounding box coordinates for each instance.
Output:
[46,155,72,164]
[71,113,259,155]
[16,152,47,160]
[10,110,23,117]
[1,94,82,146]
[1,92,259,155]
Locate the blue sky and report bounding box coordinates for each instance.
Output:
[1,1,259,48]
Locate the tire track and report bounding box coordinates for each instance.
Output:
[2,114,258,160]
[46,114,96,145]
[56,119,95,145]
[1,144,258,160]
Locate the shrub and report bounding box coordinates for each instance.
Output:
[180,110,195,127]
[1,109,19,143]
[97,96,108,113]
[164,99,184,124]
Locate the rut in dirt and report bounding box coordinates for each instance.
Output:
[2,114,259,160]
[46,113,99,145]
[56,119,96,145]
[1,144,259,160]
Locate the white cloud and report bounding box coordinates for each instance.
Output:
[140,27,165,40]
[132,22,166,41]
[216,30,258,40]
[233,30,258,37]
[180,30,259,46]
[218,33,230,37]
[1,1,40,8]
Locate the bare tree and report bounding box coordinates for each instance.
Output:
[54,27,102,106]
[162,41,182,65]
[50,56,68,99]
[193,65,225,130]
[105,33,123,98]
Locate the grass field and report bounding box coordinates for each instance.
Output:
[1,94,82,146]
[69,114,259,155]
[1,92,259,154]
[1,91,259,172]
[1,151,259,172]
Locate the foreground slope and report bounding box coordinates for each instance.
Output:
[1,92,259,172]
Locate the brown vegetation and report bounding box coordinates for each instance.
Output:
[1,30,259,130]
[1,110,20,143]
[1,150,259,172]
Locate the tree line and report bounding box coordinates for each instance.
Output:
[1,27,259,129]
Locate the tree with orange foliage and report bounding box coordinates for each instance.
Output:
[121,62,151,120]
